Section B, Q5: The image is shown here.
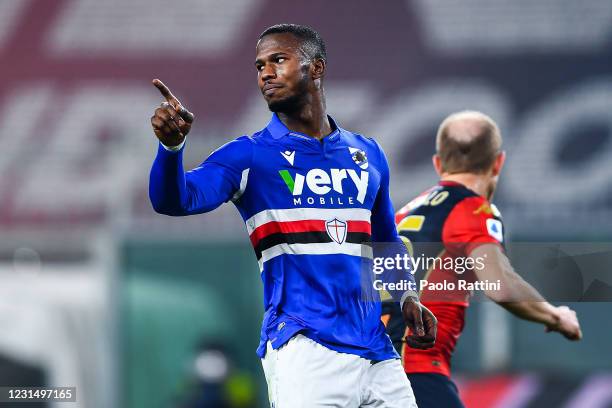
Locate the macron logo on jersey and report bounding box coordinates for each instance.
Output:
[280,150,295,166]
[279,168,369,204]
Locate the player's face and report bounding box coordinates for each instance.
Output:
[255,33,311,112]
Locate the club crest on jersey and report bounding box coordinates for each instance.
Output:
[326,218,347,244]
[348,147,368,169]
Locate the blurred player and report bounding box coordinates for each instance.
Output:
[148,24,436,407]
[383,111,582,408]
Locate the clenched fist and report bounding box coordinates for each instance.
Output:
[546,305,582,341]
[150,79,195,147]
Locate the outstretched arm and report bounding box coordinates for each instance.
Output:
[471,243,582,341]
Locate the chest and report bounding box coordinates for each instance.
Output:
[248,144,381,210]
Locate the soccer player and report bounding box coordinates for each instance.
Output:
[149,24,436,407]
[383,111,582,408]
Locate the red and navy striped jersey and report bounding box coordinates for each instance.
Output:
[384,181,504,376]
[150,113,411,361]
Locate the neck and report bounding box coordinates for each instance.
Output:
[277,92,331,139]
[440,173,491,199]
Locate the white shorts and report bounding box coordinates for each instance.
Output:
[261,334,417,408]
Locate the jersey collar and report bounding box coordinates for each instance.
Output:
[438,180,465,188]
[265,113,343,143]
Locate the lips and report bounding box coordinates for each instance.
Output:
[262,83,283,95]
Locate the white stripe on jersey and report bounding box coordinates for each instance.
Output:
[245,207,372,235]
[257,242,373,271]
[231,168,250,202]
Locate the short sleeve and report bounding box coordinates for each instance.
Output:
[442,196,505,257]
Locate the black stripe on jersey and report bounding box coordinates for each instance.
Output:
[254,232,371,260]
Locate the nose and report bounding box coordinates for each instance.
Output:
[260,64,276,82]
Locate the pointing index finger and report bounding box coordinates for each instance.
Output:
[152,78,178,104]
[152,78,194,124]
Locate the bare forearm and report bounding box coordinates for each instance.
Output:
[471,244,581,340]
[499,300,558,326]
[473,244,557,326]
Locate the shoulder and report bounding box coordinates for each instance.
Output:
[451,195,502,221]
[339,129,389,175]
[205,135,255,166]
[340,128,381,152]
[396,184,479,223]
[444,195,505,244]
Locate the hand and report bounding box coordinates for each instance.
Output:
[402,298,437,349]
[150,79,195,147]
[546,305,582,341]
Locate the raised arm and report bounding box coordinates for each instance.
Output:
[148,79,252,216]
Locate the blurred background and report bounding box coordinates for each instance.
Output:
[1,0,611,407]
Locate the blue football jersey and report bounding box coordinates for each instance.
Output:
[149,113,413,361]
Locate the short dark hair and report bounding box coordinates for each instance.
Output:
[436,111,502,174]
[259,23,327,63]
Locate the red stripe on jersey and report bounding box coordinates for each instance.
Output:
[250,219,371,247]
[395,211,408,225]
[250,220,325,246]
[347,220,372,234]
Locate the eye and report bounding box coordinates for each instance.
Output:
[255,64,263,72]
[276,57,286,63]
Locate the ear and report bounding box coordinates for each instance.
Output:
[491,151,506,176]
[311,58,325,80]
[432,154,443,176]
